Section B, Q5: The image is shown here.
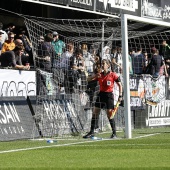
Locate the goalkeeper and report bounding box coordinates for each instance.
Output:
[83,59,123,139]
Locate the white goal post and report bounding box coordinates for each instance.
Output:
[121,14,170,139]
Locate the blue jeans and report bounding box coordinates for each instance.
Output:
[153,72,159,78]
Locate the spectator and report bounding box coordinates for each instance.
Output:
[1,32,15,53]
[149,47,163,78]
[101,46,111,62]
[0,45,30,70]
[162,40,170,60]
[162,40,170,78]
[131,47,145,74]
[90,47,98,59]
[128,53,133,75]
[129,48,135,56]
[52,31,65,58]
[59,41,75,93]
[18,29,32,53]
[93,55,101,73]
[15,39,29,66]
[166,59,170,76]
[111,47,122,74]
[18,29,33,65]
[38,35,44,44]
[37,35,45,55]
[5,23,15,34]
[143,51,149,67]
[60,41,74,69]
[87,56,101,106]
[0,31,4,55]
[0,22,8,44]
[15,38,23,46]
[117,48,133,75]
[81,43,94,76]
[159,56,168,77]
[69,49,87,92]
[36,33,56,72]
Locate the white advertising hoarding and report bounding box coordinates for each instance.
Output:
[0,69,36,97]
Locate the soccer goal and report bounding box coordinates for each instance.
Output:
[23,16,123,139]
[22,14,170,140]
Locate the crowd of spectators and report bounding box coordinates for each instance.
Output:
[0,22,32,70]
[111,45,170,79]
[0,21,170,95]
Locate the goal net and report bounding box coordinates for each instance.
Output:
[22,15,170,139]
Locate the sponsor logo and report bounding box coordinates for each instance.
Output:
[0,103,25,135]
[141,0,170,20]
[99,0,138,12]
[103,0,108,10]
[0,69,36,97]
[141,0,162,19]
[148,101,170,118]
[0,126,25,135]
[146,100,170,126]
[147,118,170,126]
[71,0,92,6]
[0,103,20,124]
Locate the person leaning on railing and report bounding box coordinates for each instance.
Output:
[0,45,30,70]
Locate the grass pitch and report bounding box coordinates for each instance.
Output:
[0,127,170,170]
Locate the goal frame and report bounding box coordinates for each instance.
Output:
[121,14,170,139]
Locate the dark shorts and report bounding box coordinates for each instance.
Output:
[95,92,114,109]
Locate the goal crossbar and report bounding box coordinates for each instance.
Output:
[20,0,119,19]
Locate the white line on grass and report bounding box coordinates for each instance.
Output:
[65,143,170,147]
[0,133,160,154]
[132,133,160,139]
[0,139,109,154]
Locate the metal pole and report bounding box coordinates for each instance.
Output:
[101,110,104,132]
[125,14,170,27]
[93,0,96,11]
[121,14,132,139]
[101,21,105,58]
[100,21,105,131]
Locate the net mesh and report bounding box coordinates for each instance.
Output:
[23,15,170,139]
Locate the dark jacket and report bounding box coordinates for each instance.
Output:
[150,54,163,74]
[0,50,22,67]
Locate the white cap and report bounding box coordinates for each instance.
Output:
[104,46,110,50]
[103,46,110,52]
[53,31,58,35]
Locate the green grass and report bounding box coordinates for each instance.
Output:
[0,127,170,170]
